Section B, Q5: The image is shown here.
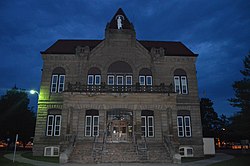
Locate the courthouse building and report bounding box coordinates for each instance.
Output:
[33,8,204,163]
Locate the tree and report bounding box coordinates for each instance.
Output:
[229,54,250,140]
[200,98,220,137]
[0,87,36,146]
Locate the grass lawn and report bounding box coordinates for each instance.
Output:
[0,151,34,166]
[21,152,59,163]
[209,153,250,166]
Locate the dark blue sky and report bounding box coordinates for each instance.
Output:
[0,0,249,116]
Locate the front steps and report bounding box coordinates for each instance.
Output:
[69,141,172,163]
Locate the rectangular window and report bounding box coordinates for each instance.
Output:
[44,147,59,157]
[54,115,61,136]
[88,75,94,85]
[58,75,65,92]
[126,76,132,85]
[174,76,181,94]
[46,115,54,136]
[139,76,145,85]
[141,116,147,137]
[146,76,152,86]
[181,76,188,94]
[95,75,101,85]
[108,75,114,85]
[184,116,191,137]
[117,76,123,85]
[51,75,58,93]
[85,116,92,136]
[93,116,99,136]
[177,116,184,137]
[148,116,154,137]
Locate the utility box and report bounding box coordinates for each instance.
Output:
[203,138,215,155]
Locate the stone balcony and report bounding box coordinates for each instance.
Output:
[66,82,174,95]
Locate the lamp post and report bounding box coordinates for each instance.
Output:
[29,90,39,95]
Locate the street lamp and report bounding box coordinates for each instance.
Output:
[29,90,39,95]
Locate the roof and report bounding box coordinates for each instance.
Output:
[41,40,102,54]
[139,40,196,56]
[41,39,197,56]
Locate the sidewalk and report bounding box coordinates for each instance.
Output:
[4,153,233,166]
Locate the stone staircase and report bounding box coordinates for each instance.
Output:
[69,141,172,163]
[147,143,172,162]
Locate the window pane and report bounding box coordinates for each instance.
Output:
[117,76,123,85]
[58,75,65,92]
[146,76,152,85]
[181,76,188,94]
[53,147,59,156]
[174,76,180,94]
[47,115,54,136]
[93,116,99,136]
[85,116,92,136]
[177,116,184,137]
[54,115,61,136]
[108,75,114,85]
[51,75,58,93]
[139,76,145,85]
[95,75,101,85]
[88,75,94,85]
[148,116,154,137]
[126,76,132,85]
[141,116,146,137]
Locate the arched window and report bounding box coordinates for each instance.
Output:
[51,67,65,93]
[107,61,133,85]
[174,69,188,94]
[46,109,62,136]
[141,110,154,137]
[87,67,101,85]
[139,68,152,86]
[85,109,99,137]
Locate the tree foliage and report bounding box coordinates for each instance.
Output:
[229,54,250,140]
[0,87,36,145]
[200,98,220,137]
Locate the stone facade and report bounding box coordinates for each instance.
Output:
[33,8,203,163]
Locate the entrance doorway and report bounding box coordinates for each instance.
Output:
[106,109,133,142]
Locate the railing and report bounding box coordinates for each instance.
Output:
[135,134,148,160]
[66,82,174,94]
[163,134,180,163]
[60,134,77,163]
[92,131,107,161]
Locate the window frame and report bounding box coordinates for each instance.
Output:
[85,115,100,137]
[139,76,145,85]
[181,76,188,94]
[117,76,123,85]
[126,75,133,85]
[141,116,147,137]
[46,115,54,136]
[177,116,184,137]
[146,76,152,86]
[88,75,94,85]
[147,116,154,137]
[85,116,92,137]
[58,75,65,92]
[51,75,58,93]
[108,75,114,85]
[54,115,61,136]
[177,115,192,137]
[174,76,181,94]
[95,75,101,85]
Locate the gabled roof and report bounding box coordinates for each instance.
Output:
[41,39,197,56]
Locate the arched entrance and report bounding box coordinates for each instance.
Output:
[106,109,133,142]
